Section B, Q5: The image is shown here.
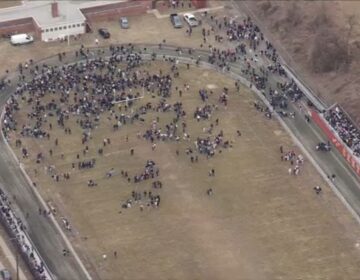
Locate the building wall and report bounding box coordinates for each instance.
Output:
[0,0,205,40]
[40,21,85,42]
[152,0,207,10]
[82,0,152,22]
[0,17,37,37]
[192,0,207,9]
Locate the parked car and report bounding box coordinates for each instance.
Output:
[0,269,11,280]
[170,13,182,28]
[98,28,110,39]
[183,13,198,27]
[120,17,129,29]
[10,33,34,45]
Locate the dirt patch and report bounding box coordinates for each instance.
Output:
[309,26,349,73]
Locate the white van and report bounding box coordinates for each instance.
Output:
[10,34,34,45]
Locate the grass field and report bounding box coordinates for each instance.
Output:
[9,61,360,280]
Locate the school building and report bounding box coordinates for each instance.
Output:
[0,0,207,42]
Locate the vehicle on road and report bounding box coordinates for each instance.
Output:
[316,142,331,152]
[183,13,198,27]
[170,13,183,28]
[120,17,129,29]
[98,28,110,39]
[0,269,11,280]
[10,33,33,45]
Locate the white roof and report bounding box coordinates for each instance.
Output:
[184,13,196,18]
[0,0,126,28]
[11,34,30,39]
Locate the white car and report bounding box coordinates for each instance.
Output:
[10,33,34,45]
[183,13,198,27]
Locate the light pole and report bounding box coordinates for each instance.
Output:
[7,237,19,280]
[66,1,70,46]
[15,252,19,280]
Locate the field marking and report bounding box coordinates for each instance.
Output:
[112,95,144,104]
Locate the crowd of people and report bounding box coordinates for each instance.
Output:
[0,188,51,279]
[0,12,320,212]
[219,15,358,159]
[201,14,303,113]
[325,106,360,157]
[1,6,356,278]
[280,148,305,176]
[209,13,359,161]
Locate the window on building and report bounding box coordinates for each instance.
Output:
[81,23,85,26]
[50,28,53,31]
[68,25,71,28]
[59,27,62,30]
[72,24,76,28]
[54,27,58,31]
[46,29,49,32]
[63,26,67,30]
[77,24,80,27]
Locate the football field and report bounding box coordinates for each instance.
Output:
[9,60,360,280]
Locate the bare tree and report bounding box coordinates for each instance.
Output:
[285,2,302,27]
[310,2,332,29]
[310,27,348,73]
[345,14,358,57]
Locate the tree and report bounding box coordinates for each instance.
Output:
[345,14,358,57]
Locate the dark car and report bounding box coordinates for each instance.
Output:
[98,28,110,39]
[170,13,183,28]
[316,142,331,152]
[0,269,11,280]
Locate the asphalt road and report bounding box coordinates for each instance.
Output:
[0,149,85,280]
[0,77,89,279]
[0,41,359,280]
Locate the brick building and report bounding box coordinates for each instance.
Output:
[0,0,207,42]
